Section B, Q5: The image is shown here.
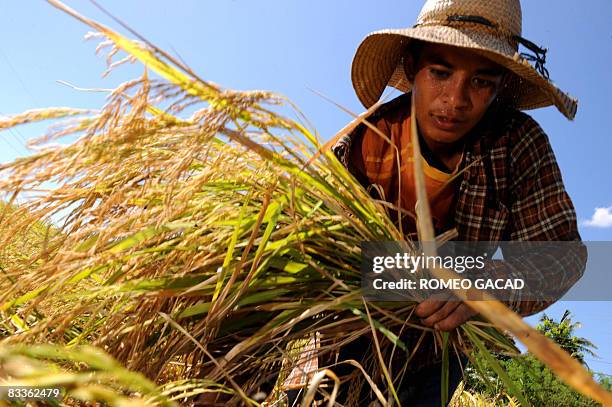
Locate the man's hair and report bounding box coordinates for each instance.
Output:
[406,39,425,64]
[402,39,425,81]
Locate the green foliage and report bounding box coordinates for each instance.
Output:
[597,374,612,392]
[538,310,597,366]
[464,310,606,407]
[503,354,600,407]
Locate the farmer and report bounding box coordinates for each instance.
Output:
[285,0,586,405]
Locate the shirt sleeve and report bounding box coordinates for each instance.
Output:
[484,116,587,316]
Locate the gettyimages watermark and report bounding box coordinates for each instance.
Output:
[361,241,612,302]
[369,250,523,291]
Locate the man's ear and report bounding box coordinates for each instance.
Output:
[403,52,416,84]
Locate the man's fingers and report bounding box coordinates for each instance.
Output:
[415,292,455,318]
[421,301,461,327]
[414,299,445,318]
[434,303,477,332]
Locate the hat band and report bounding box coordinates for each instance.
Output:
[414,14,550,80]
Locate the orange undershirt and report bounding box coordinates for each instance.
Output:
[351,115,462,237]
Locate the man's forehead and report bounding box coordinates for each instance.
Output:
[418,42,503,74]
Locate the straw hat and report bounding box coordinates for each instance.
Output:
[351,0,578,120]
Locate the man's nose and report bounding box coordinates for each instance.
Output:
[444,77,471,111]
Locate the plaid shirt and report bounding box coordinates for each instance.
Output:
[332,93,586,316]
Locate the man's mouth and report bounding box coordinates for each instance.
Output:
[430,114,465,131]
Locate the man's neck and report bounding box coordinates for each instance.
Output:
[418,130,464,173]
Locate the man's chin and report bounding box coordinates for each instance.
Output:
[427,131,467,146]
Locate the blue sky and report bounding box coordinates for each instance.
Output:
[1,1,611,376]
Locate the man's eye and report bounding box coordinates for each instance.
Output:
[472,77,494,88]
[430,68,450,79]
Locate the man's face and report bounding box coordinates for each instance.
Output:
[406,43,505,148]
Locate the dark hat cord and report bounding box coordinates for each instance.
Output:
[440,14,550,80]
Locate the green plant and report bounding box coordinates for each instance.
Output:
[464,311,606,407]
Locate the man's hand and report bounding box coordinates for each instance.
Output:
[414,299,477,331]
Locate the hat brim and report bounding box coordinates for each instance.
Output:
[351,26,578,120]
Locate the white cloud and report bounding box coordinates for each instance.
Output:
[582,206,612,228]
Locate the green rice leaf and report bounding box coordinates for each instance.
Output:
[463,325,531,407]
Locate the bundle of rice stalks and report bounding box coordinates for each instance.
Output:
[0,1,610,406]
[0,343,175,406]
